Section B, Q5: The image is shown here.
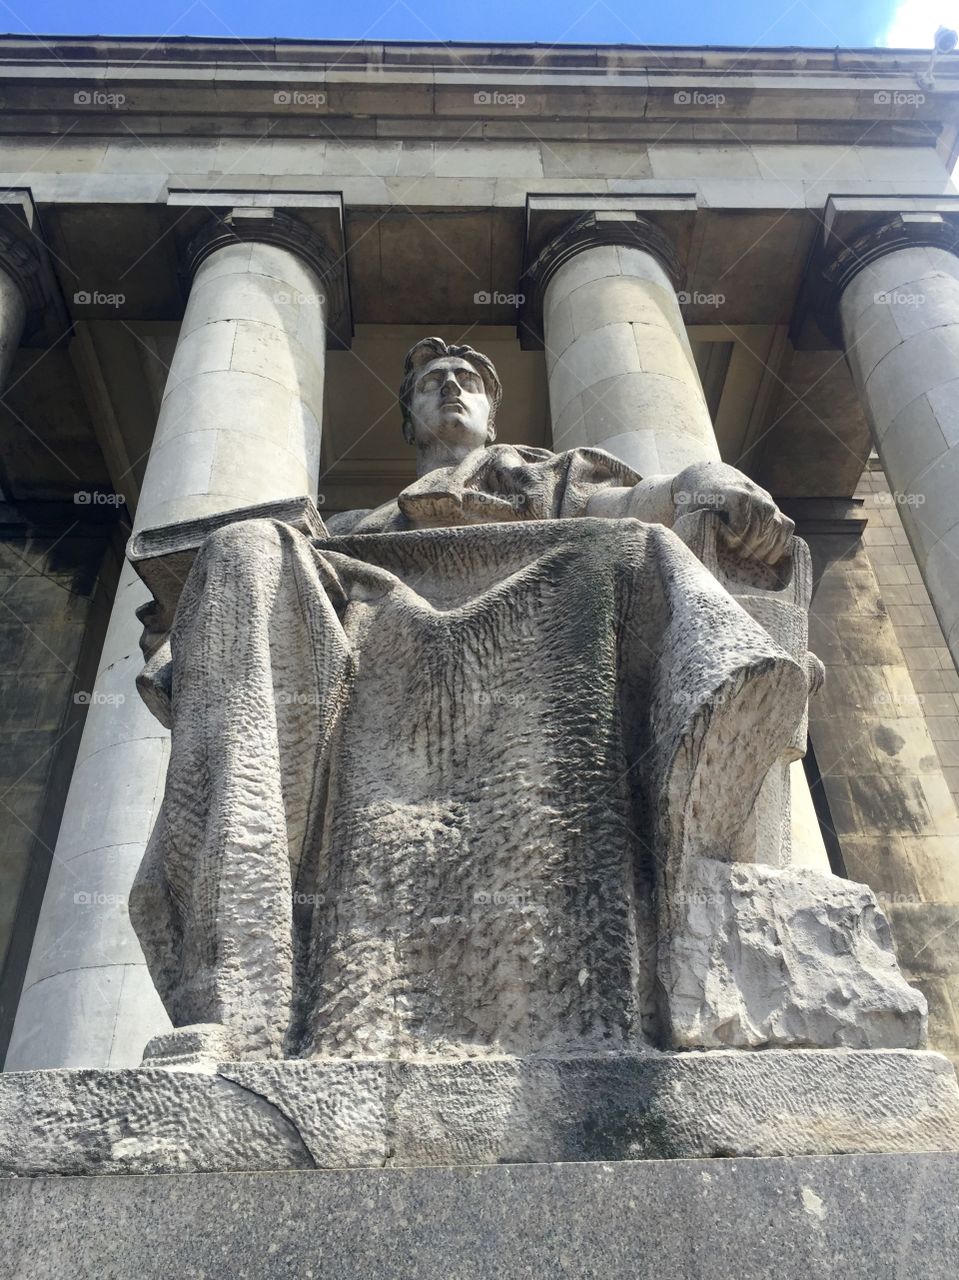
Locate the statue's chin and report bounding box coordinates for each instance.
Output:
[420,416,487,450]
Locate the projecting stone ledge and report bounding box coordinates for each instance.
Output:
[2,1049,959,1175]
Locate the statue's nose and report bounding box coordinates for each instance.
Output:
[440,377,460,398]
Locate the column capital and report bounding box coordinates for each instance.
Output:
[0,199,67,345]
[0,223,41,308]
[825,210,959,287]
[807,197,959,346]
[184,208,351,349]
[519,211,682,350]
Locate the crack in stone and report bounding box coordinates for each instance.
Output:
[216,1068,318,1169]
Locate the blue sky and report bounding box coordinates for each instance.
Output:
[0,0,955,49]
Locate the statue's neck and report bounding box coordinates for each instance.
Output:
[415,440,488,479]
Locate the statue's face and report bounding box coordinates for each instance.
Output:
[408,356,492,452]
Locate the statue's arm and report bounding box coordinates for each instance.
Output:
[584,459,795,566]
[584,474,676,524]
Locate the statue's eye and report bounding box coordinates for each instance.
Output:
[459,372,482,391]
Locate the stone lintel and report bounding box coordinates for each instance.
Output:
[777,496,869,538]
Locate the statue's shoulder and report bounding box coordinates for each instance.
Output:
[555,445,642,486]
[496,441,637,483]
[487,442,640,488]
[502,444,556,463]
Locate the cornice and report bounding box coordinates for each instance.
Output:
[1,36,958,78]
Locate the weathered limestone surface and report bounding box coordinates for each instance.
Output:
[664,858,926,1050]
[805,511,959,1065]
[3,336,930,1175]
[1,1050,958,1175]
[5,1152,959,1280]
[129,508,814,1063]
[840,244,959,671]
[673,507,822,870]
[125,340,916,1079]
[540,233,720,474]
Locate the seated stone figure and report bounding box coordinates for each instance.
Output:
[129,337,924,1068]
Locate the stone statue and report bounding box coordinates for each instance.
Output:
[3,338,955,1178]
[126,337,923,1071]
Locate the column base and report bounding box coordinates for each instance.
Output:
[2,1048,958,1175]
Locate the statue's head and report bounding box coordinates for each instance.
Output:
[399,337,502,453]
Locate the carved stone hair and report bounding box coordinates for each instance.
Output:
[399,337,503,445]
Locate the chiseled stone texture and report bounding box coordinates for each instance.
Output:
[129,505,814,1063]
[126,342,922,1074]
[5,236,329,1073]
[1,1049,958,1176]
[664,858,927,1050]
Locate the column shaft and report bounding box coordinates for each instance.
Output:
[543,240,830,874]
[840,245,959,670]
[0,266,25,390]
[6,238,327,1070]
[543,243,719,474]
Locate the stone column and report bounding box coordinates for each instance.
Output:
[526,213,720,475]
[526,212,830,873]
[0,218,47,387]
[0,266,25,388]
[827,215,959,672]
[5,211,339,1070]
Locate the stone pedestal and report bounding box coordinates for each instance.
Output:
[2,1049,958,1176]
[3,1154,959,1279]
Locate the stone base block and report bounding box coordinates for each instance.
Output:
[3,1154,959,1279]
[2,1049,959,1175]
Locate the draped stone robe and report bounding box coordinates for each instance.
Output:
[131,444,807,1063]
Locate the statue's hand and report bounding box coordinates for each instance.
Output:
[670,461,795,565]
